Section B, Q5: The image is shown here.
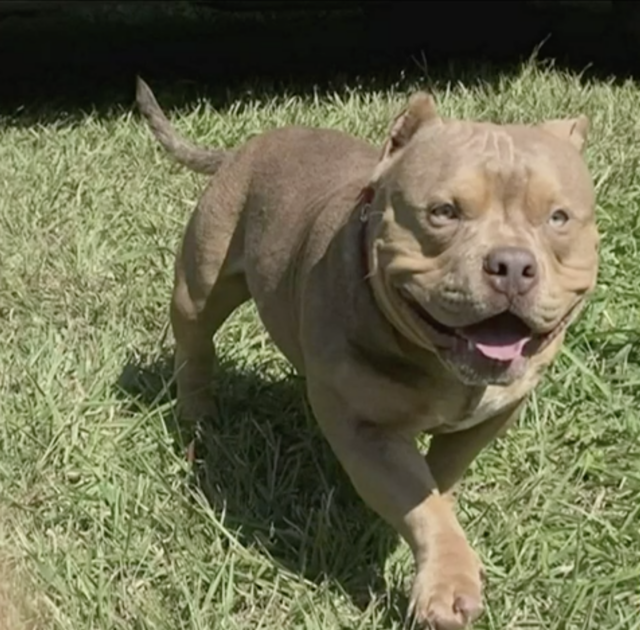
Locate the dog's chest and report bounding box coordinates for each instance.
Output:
[448,387,514,432]
[437,375,539,433]
[342,345,539,433]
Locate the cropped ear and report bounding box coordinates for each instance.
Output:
[380,91,441,161]
[538,115,590,153]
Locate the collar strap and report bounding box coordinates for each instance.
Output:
[357,185,375,277]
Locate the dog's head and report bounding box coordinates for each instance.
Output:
[366,93,598,386]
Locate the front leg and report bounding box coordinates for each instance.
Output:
[426,400,525,494]
[307,381,484,629]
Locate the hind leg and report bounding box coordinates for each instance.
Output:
[172,272,249,426]
[170,211,249,430]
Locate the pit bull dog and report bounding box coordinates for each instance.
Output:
[136,78,599,629]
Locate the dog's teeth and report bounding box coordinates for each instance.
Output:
[467,339,474,351]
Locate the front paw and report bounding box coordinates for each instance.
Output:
[408,543,484,629]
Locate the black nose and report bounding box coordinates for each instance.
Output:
[483,246,538,297]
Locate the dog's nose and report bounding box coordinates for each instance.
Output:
[483,246,538,297]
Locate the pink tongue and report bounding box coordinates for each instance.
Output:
[459,316,531,362]
[473,338,529,361]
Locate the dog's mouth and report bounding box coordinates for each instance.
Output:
[457,311,534,361]
[399,289,574,363]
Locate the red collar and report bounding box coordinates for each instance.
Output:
[357,185,375,276]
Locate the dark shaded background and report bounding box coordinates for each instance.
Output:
[1,1,639,122]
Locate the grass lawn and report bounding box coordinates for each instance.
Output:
[1,59,639,630]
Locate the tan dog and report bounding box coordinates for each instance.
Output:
[136,78,599,629]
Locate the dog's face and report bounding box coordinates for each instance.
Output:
[369,94,599,386]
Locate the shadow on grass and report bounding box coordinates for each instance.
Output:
[2,1,638,127]
[0,2,510,126]
[117,349,403,615]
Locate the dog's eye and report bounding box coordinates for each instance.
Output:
[548,209,570,228]
[428,203,459,225]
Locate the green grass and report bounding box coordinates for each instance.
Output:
[1,59,640,630]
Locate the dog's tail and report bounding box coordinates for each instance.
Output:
[136,77,228,175]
